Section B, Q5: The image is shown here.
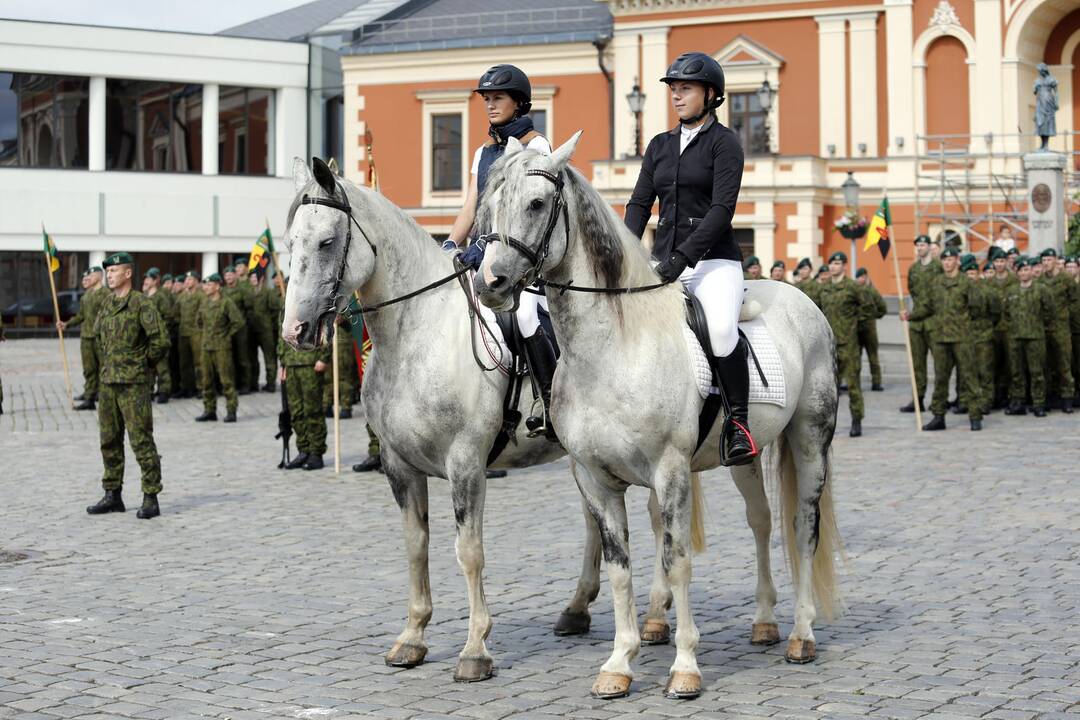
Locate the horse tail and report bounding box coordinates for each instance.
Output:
[777,435,845,621]
[690,471,707,555]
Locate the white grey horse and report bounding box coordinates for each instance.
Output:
[473,133,844,700]
[278,157,625,682]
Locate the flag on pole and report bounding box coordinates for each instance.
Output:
[42,227,60,272]
[864,197,892,260]
[248,225,274,275]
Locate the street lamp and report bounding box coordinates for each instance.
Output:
[841,171,861,277]
[626,79,646,158]
[756,79,776,153]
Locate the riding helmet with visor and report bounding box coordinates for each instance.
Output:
[661,52,726,122]
[475,64,532,116]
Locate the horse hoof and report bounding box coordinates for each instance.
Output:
[640,618,670,645]
[785,637,816,664]
[385,642,427,668]
[453,655,496,683]
[663,671,702,700]
[554,610,591,636]
[750,622,781,646]
[591,671,632,700]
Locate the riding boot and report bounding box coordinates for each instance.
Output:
[522,328,558,442]
[713,339,757,467]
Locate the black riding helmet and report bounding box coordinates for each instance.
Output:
[661,52,726,122]
[475,64,533,116]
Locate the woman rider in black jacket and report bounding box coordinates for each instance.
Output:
[624,52,757,466]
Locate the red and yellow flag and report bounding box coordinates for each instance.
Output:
[42,226,60,273]
[248,225,274,275]
[864,197,892,260]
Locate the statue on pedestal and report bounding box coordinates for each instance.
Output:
[1034,63,1059,151]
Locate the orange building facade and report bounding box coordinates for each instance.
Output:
[342,0,1080,289]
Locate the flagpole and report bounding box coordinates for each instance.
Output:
[332,321,341,475]
[886,199,924,432]
[43,229,75,409]
[265,219,286,299]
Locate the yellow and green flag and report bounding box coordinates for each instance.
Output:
[248,226,274,275]
[42,226,60,272]
[864,197,891,260]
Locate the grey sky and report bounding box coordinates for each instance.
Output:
[0,0,311,34]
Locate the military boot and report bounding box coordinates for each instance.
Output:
[86,490,125,514]
[136,494,160,520]
[155,392,170,404]
[224,412,237,423]
[195,411,217,422]
[75,398,96,411]
[970,418,982,431]
[302,454,324,470]
[849,418,863,437]
[1033,406,1047,417]
[900,398,925,413]
[1004,403,1027,416]
[352,456,382,473]
[285,452,309,470]
[1062,398,1074,414]
[922,415,947,431]
[339,407,353,419]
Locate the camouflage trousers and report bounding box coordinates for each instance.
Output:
[79,336,101,399]
[908,322,933,401]
[972,340,994,414]
[1045,326,1075,398]
[168,327,181,395]
[836,341,863,421]
[1073,334,1080,398]
[285,365,327,455]
[323,335,358,410]
[992,329,1010,405]
[1008,337,1046,407]
[252,323,277,388]
[178,333,202,394]
[202,347,238,415]
[857,321,882,386]
[153,351,171,396]
[930,341,982,420]
[231,324,254,393]
[366,424,380,457]
[98,382,161,495]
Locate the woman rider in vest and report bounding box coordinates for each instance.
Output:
[443,64,559,441]
[624,52,757,466]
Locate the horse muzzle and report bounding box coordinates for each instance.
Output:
[472,271,518,313]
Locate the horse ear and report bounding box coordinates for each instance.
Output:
[548,130,583,171]
[311,157,337,195]
[293,157,313,192]
[505,136,525,156]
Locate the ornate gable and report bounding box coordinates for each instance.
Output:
[715,35,785,70]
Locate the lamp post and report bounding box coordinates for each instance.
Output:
[626,79,646,158]
[841,171,861,277]
[756,79,776,154]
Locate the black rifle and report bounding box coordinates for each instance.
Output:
[275,379,293,468]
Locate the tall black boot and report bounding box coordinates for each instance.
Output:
[713,339,757,467]
[522,328,558,442]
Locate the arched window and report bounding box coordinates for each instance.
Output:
[925,36,970,149]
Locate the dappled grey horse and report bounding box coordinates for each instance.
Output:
[474,133,844,700]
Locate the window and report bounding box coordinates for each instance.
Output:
[729,92,769,155]
[219,86,272,175]
[431,113,462,192]
[531,109,547,137]
[0,72,89,168]
[105,79,203,172]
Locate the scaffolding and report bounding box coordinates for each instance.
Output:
[914,131,1080,252]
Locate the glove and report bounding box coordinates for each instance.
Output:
[655,251,688,283]
[441,239,459,253]
[460,238,487,270]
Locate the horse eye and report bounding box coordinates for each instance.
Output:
[318,237,334,248]
[529,198,544,211]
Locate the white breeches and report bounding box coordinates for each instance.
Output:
[516,288,548,337]
[679,259,743,358]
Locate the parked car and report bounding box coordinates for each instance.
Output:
[1,289,84,329]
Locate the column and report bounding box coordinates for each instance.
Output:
[816,16,848,157]
[201,251,219,278]
[848,13,879,156]
[640,27,670,144]
[612,29,639,159]
[88,76,106,171]
[276,87,307,179]
[884,0,914,155]
[202,83,218,175]
[88,251,105,269]
[973,0,1003,146]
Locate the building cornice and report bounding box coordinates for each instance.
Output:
[604,0,863,17]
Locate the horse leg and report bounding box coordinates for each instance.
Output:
[450,470,496,682]
[655,461,702,699]
[554,493,600,637]
[730,458,780,646]
[577,465,639,700]
[385,471,432,668]
[640,489,672,645]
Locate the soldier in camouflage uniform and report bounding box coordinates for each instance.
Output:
[85,252,169,520]
[250,271,283,392]
[278,301,330,471]
[819,251,864,437]
[769,260,787,282]
[902,246,986,431]
[902,235,942,412]
[1065,256,1080,402]
[195,274,244,423]
[1002,257,1055,416]
[177,271,206,397]
[166,274,184,395]
[323,315,358,419]
[855,267,887,391]
[987,247,1017,408]
[142,268,175,404]
[743,255,762,280]
[232,258,262,390]
[963,257,999,416]
[1037,248,1075,412]
[222,266,254,395]
[59,266,106,411]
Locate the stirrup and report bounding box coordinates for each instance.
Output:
[525,397,549,439]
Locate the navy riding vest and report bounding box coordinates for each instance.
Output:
[476,116,536,198]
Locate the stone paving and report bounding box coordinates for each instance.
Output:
[1,338,1079,719]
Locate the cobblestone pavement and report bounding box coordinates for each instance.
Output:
[1,339,1079,719]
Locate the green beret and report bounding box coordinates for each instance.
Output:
[771,260,785,270]
[796,258,812,270]
[960,259,978,272]
[145,267,160,279]
[1039,248,1058,258]
[1021,256,1038,267]
[205,273,222,284]
[233,257,248,267]
[743,255,761,269]
[102,251,133,267]
[88,265,102,274]
[828,251,847,264]
[187,270,200,280]
[817,265,829,275]
[988,246,1006,260]
[914,234,931,245]
[162,273,173,281]
[1066,256,1079,265]
[1006,247,1020,256]
[940,247,961,258]
[855,267,868,278]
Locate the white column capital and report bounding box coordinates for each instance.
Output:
[815,15,848,30]
[847,12,881,30]
[883,0,912,6]
[639,26,670,42]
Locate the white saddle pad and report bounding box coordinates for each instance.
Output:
[685,317,787,407]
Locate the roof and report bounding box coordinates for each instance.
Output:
[219,0,412,41]
[344,0,613,54]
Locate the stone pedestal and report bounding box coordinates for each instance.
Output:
[1024,151,1067,256]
